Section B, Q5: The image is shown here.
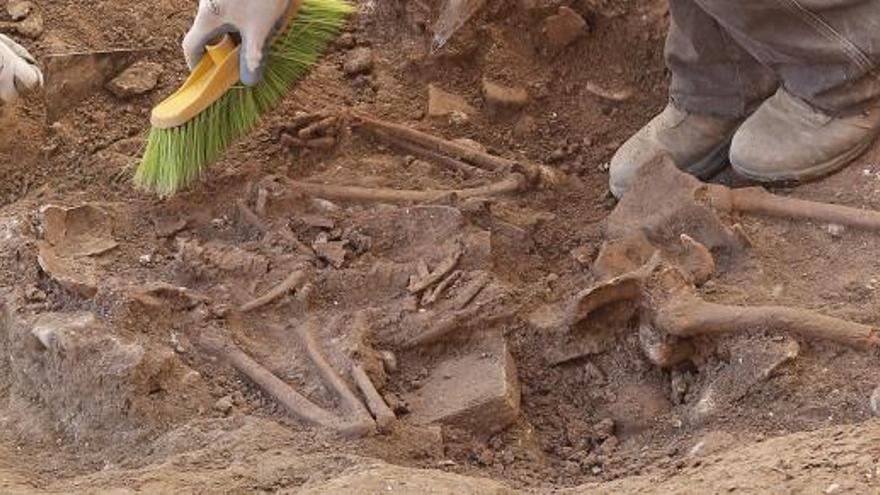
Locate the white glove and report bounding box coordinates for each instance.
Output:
[0,34,42,103]
[182,0,291,86]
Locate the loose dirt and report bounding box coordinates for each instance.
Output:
[1,0,878,493]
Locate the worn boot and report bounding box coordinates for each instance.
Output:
[609,104,743,198]
[730,89,880,183]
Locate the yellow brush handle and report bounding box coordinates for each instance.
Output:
[150,35,242,129]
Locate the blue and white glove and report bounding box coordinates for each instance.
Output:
[0,34,42,103]
[182,0,291,86]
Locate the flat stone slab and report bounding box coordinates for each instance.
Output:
[407,331,521,435]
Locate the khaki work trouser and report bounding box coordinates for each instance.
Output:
[667,0,880,117]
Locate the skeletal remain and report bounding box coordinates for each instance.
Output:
[352,364,396,431]
[409,241,464,294]
[422,269,462,306]
[298,116,338,139]
[453,271,490,309]
[706,183,880,232]
[569,252,880,359]
[239,268,309,313]
[353,114,561,185]
[293,323,375,428]
[198,333,370,436]
[235,199,268,234]
[375,130,481,177]
[284,174,527,204]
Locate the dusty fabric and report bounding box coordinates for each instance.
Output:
[667,0,880,117]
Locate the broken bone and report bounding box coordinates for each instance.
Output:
[569,253,879,366]
[284,174,527,204]
[293,323,375,431]
[239,268,309,313]
[352,364,396,431]
[198,333,369,436]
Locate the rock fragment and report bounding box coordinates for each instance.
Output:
[106,61,163,99]
[542,6,587,50]
[427,84,476,119]
[343,47,374,76]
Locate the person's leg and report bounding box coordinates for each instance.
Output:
[609,0,776,198]
[696,0,880,182]
[666,0,778,118]
[694,0,880,116]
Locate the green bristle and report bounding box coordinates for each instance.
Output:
[135,0,354,197]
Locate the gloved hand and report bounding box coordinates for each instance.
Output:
[0,34,42,103]
[183,0,291,86]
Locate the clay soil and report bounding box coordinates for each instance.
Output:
[1,0,878,493]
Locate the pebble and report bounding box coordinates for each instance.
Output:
[379,350,398,373]
[343,47,374,76]
[824,483,841,494]
[870,385,879,416]
[106,61,163,99]
[213,396,234,416]
[542,6,587,50]
[7,0,32,21]
[826,223,845,238]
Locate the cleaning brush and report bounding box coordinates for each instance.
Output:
[135,0,353,197]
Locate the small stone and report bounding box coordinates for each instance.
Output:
[512,114,537,138]
[383,392,409,415]
[106,61,163,99]
[482,78,529,119]
[343,47,374,76]
[24,286,46,303]
[336,32,356,49]
[825,483,841,494]
[592,418,615,440]
[547,148,569,163]
[7,0,32,21]
[870,385,880,416]
[542,6,587,50]
[312,240,348,269]
[138,254,153,265]
[14,10,42,38]
[826,223,845,238]
[570,244,595,266]
[380,350,398,373]
[475,448,495,466]
[670,369,690,405]
[427,84,476,118]
[213,396,234,416]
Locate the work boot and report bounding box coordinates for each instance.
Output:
[731,89,880,183]
[609,104,743,198]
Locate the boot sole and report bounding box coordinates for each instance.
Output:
[685,135,734,180]
[732,128,880,184]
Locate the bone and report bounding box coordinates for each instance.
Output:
[198,333,347,433]
[422,269,462,306]
[452,271,491,310]
[657,293,880,351]
[284,174,527,204]
[409,242,464,294]
[236,199,268,234]
[356,114,512,173]
[570,255,880,351]
[239,269,308,313]
[370,130,481,177]
[298,116,338,139]
[293,323,375,428]
[708,184,880,232]
[351,364,396,431]
[354,114,560,185]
